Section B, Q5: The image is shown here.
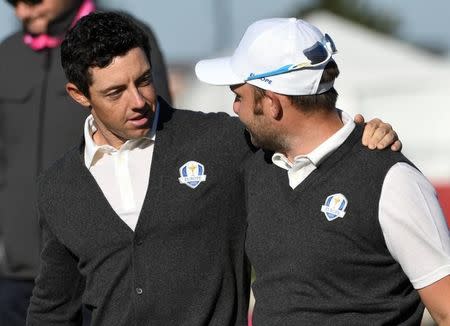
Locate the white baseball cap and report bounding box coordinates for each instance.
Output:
[195,18,338,95]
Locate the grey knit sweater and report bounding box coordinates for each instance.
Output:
[27,100,252,326]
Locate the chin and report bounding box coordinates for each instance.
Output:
[129,129,150,139]
[25,20,48,35]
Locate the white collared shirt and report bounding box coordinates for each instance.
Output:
[83,103,159,231]
[272,111,355,189]
[271,110,450,289]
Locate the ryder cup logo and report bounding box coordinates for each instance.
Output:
[178,161,207,189]
[321,193,348,221]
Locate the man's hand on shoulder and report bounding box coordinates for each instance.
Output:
[354,114,402,151]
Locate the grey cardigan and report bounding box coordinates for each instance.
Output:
[27,100,252,326]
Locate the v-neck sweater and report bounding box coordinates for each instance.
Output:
[28,100,252,326]
[245,124,423,326]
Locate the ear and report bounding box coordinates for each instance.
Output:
[263,91,283,120]
[65,82,91,108]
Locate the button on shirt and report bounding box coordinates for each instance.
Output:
[272,110,450,289]
[83,104,159,231]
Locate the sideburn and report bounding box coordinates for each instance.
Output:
[253,87,266,115]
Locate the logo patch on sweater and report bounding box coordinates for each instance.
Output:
[178,161,207,189]
[321,193,348,221]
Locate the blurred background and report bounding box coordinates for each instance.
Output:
[1,0,449,196]
[1,1,449,325]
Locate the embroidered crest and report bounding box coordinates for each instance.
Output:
[178,161,207,189]
[321,193,348,221]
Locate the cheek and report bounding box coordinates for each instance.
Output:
[44,3,63,20]
[141,88,156,103]
[92,101,120,123]
[233,99,253,116]
[32,4,50,18]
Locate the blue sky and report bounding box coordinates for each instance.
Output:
[1,0,449,62]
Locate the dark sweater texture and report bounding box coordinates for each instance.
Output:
[245,125,423,326]
[27,101,252,326]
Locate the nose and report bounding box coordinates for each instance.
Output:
[130,87,146,109]
[15,2,34,20]
[233,101,240,115]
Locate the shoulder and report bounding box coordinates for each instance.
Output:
[0,30,44,94]
[0,31,26,68]
[167,107,243,139]
[163,107,252,162]
[351,139,412,172]
[384,162,428,188]
[379,162,450,288]
[381,162,436,213]
[0,30,23,51]
[37,146,82,196]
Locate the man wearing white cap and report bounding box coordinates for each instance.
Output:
[196,18,450,325]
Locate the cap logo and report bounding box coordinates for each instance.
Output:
[195,19,339,96]
[248,73,272,84]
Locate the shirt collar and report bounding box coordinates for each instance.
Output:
[272,110,355,170]
[84,101,160,168]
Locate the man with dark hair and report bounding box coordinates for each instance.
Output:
[27,12,400,326]
[196,18,450,325]
[0,1,170,325]
[26,12,252,326]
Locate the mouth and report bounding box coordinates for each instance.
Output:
[23,17,47,34]
[128,111,150,128]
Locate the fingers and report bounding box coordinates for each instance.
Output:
[372,125,395,150]
[363,118,401,150]
[390,139,402,152]
[361,118,382,148]
[353,113,365,124]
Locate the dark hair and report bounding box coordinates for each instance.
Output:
[6,0,42,6]
[254,60,340,113]
[289,60,339,112]
[61,11,151,97]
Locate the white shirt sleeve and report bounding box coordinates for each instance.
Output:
[379,162,450,289]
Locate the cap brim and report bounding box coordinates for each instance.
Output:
[195,57,245,86]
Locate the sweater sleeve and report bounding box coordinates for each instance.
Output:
[27,207,84,326]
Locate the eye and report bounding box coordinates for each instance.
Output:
[234,94,241,102]
[138,74,153,87]
[106,90,123,100]
[138,80,150,87]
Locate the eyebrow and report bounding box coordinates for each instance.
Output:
[230,85,240,93]
[99,69,152,95]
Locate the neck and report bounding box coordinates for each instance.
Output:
[92,128,126,150]
[283,109,343,162]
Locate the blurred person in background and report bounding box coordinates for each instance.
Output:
[196,17,450,326]
[0,1,170,325]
